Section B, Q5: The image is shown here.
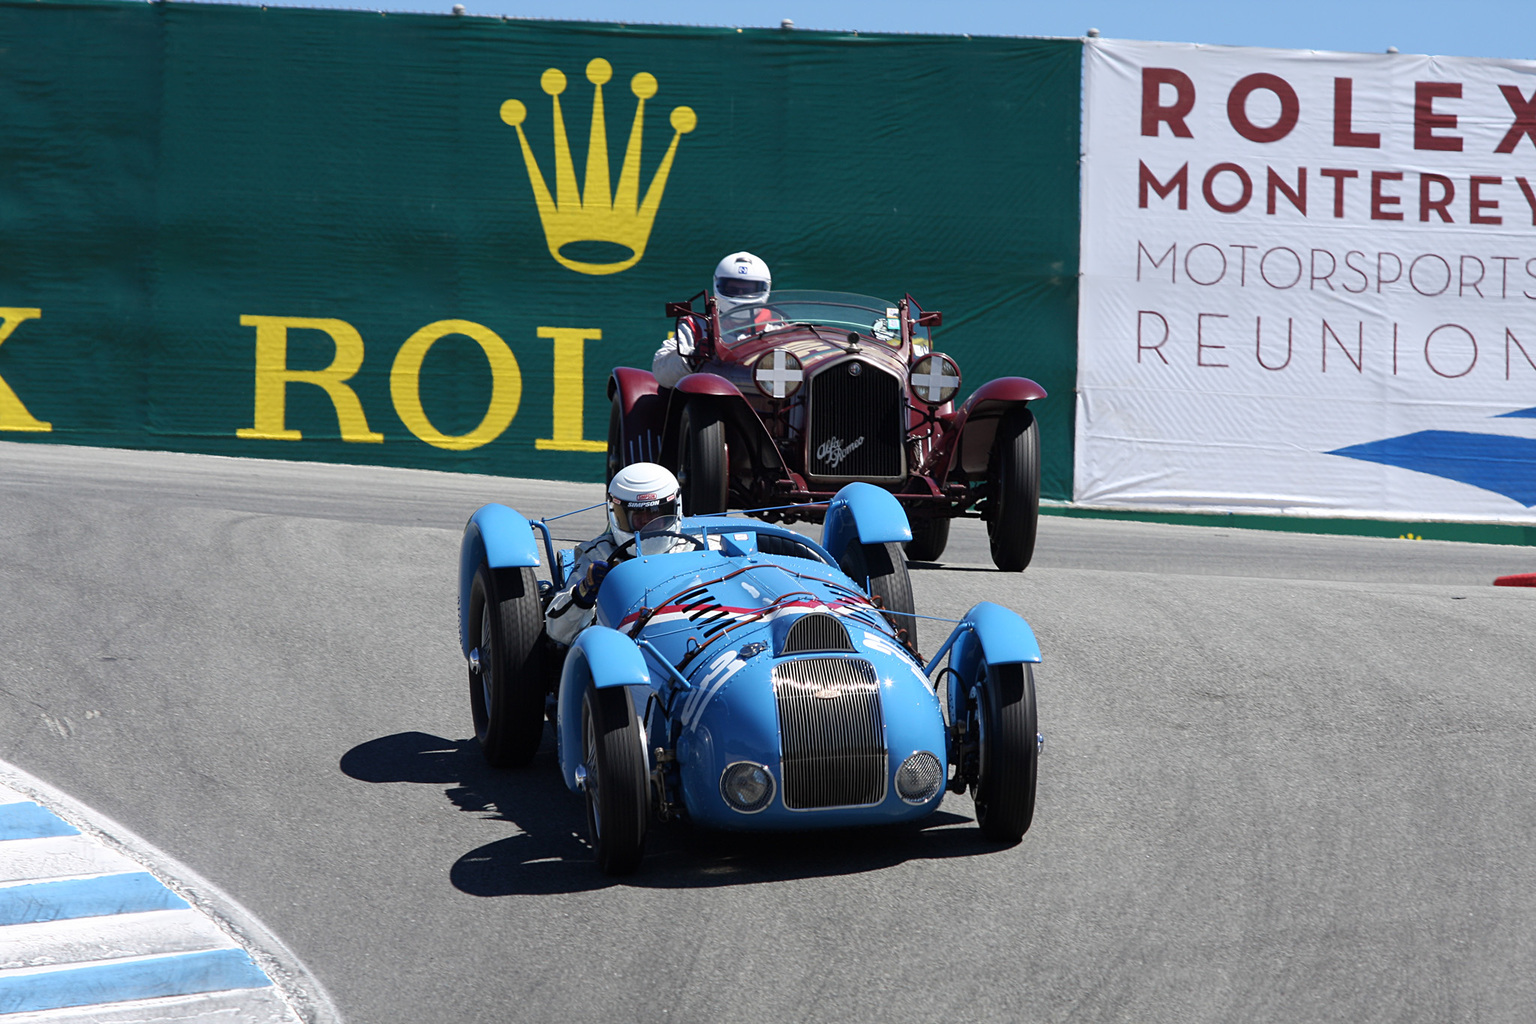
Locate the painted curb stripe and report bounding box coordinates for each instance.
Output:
[0,947,269,1014]
[0,986,301,1024]
[0,909,232,971]
[0,765,330,1023]
[0,874,188,927]
[0,835,140,885]
[0,804,79,843]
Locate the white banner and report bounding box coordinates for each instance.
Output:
[1078,39,1536,522]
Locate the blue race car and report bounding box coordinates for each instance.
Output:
[457,482,1042,874]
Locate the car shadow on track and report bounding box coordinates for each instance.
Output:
[340,729,1012,896]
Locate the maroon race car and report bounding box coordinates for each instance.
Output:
[606,289,1046,571]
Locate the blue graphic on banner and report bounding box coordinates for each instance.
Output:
[1495,406,1536,419]
[1328,427,1536,507]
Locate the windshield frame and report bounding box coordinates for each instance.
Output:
[717,289,931,348]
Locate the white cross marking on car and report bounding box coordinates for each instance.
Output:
[755,350,803,398]
[912,362,959,402]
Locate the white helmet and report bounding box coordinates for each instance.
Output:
[713,251,771,313]
[607,462,682,542]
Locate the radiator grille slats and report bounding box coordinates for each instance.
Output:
[807,362,905,480]
[773,658,886,809]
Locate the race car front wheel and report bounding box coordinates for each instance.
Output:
[972,662,1038,843]
[985,406,1040,572]
[839,540,917,651]
[468,564,547,768]
[906,516,951,562]
[677,401,728,515]
[581,682,649,875]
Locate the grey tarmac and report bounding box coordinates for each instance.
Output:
[1,440,1532,1023]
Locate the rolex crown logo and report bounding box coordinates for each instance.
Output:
[501,58,696,276]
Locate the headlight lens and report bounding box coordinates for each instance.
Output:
[895,751,945,803]
[752,349,804,399]
[720,762,775,813]
[909,353,961,406]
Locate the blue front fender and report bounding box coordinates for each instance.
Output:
[556,626,654,793]
[821,482,913,563]
[458,504,540,656]
[936,601,1042,687]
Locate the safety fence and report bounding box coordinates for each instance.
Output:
[5,4,1533,532]
[0,2,1080,498]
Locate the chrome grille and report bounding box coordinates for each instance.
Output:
[807,362,905,480]
[780,613,855,655]
[773,658,886,809]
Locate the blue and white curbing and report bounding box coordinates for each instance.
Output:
[0,763,340,1022]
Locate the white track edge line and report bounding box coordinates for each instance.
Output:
[0,761,342,1024]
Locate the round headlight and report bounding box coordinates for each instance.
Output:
[909,353,961,406]
[895,751,945,804]
[720,762,776,813]
[752,349,804,400]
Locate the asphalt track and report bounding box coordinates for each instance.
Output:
[2,439,1533,1024]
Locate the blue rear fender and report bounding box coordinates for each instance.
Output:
[820,482,913,564]
[556,626,654,793]
[458,504,541,656]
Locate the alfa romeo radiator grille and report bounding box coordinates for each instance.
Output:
[807,363,904,480]
[773,658,886,809]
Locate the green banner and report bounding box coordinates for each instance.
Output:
[0,1,1080,497]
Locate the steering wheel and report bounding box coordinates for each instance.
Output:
[615,530,709,558]
[640,530,709,552]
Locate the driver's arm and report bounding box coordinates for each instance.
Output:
[544,543,611,645]
[652,318,697,388]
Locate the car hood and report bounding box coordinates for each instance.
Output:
[594,548,894,683]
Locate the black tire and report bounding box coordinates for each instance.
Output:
[839,540,917,651]
[468,564,547,767]
[972,663,1038,843]
[986,407,1041,572]
[905,517,951,562]
[581,683,649,875]
[606,395,623,485]
[676,401,728,515]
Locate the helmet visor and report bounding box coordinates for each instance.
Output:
[716,276,769,299]
[610,494,673,535]
[635,514,683,554]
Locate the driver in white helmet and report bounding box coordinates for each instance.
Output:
[652,251,773,389]
[544,462,693,645]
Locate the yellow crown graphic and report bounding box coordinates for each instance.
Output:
[501,58,696,276]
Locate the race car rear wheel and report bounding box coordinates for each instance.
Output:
[839,540,917,651]
[581,682,649,875]
[906,516,951,562]
[677,401,728,515]
[985,406,1040,572]
[972,662,1038,843]
[468,564,547,768]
